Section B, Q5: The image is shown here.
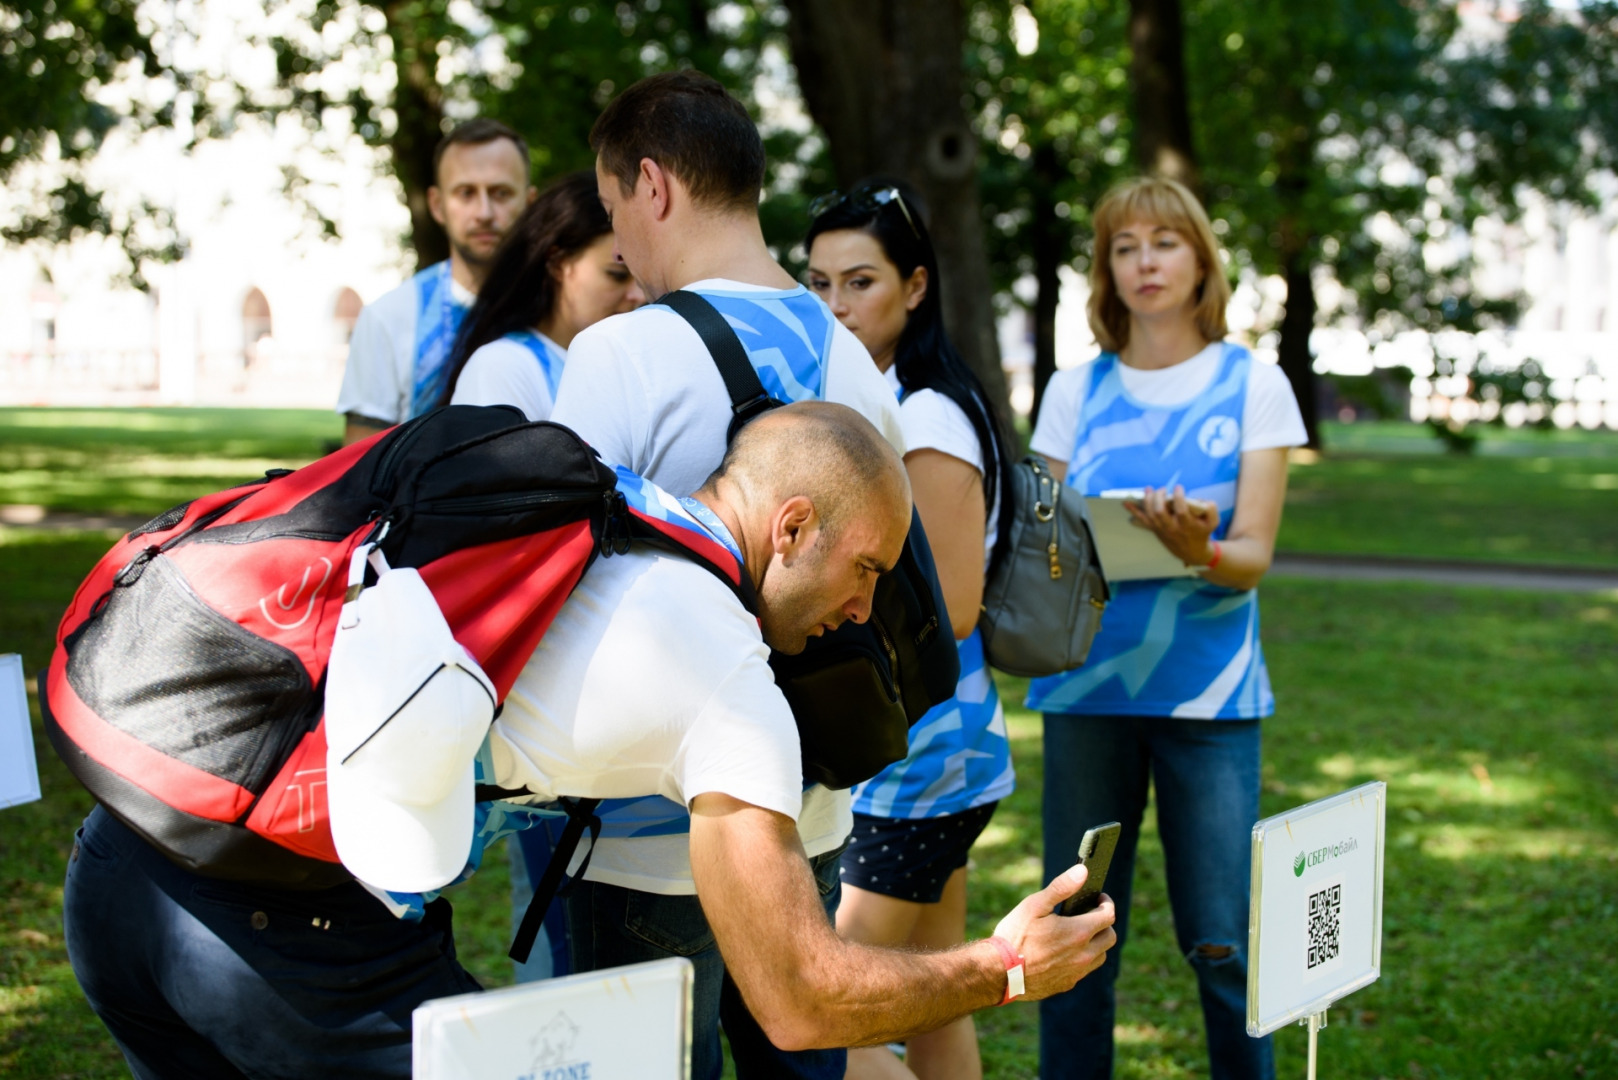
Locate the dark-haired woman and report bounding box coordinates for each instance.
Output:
[441,170,642,985]
[806,181,1014,1080]
[443,170,644,419]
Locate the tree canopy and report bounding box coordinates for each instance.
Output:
[5,0,1615,433]
[0,0,181,284]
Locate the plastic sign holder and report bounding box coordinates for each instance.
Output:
[0,654,42,811]
[1247,781,1386,1079]
[414,956,692,1079]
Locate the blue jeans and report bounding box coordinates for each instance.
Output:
[62,806,480,1080]
[1040,715,1275,1080]
[562,846,848,1080]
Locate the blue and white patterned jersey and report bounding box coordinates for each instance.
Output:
[408,262,473,418]
[666,285,834,403]
[501,329,567,400]
[851,379,1013,820]
[852,628,1013,818]
[1026,343,1275,720]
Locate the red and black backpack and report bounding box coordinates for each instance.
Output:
[42,405,747,888]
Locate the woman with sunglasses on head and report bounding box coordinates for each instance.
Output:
[806,180,1015,1080]
[1028,177,1305,1080]
[440,169,643,985]
[442,169,645,419]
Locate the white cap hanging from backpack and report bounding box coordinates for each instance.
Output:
[325,533,497,893]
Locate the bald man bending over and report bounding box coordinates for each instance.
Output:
[486,403,1116,1050]
[64,404,1114,1080]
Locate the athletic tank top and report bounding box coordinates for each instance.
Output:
[407,262,472,418]
[1025,343,1276,720]
[851,382,1013,819]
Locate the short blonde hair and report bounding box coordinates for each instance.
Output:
[1087,177,1230,354]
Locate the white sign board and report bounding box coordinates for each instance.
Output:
[414,957,693,1080]
[1247,781,1385,1037]
[0,654,42,810]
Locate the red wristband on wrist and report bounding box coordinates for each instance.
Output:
[1206,539,1223,570]
[988,936,1026,1005]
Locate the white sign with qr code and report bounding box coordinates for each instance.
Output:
[1247,781,1385,1037]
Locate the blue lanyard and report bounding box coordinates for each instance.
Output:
[676,496,744,563]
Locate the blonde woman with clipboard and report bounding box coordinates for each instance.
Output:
[1027,177,1305,1080]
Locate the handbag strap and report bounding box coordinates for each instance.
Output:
[658,289,784,443]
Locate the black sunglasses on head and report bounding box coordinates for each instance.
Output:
[808,185,921,240]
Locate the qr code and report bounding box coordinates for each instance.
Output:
[1306,883,1342,969]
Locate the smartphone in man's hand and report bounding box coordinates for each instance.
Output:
[1060,822,1121,916]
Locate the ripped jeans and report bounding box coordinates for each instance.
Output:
[1039,715,1275,1080]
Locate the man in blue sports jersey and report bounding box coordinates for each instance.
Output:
[337,119,537,444]
[549,71,904,1080]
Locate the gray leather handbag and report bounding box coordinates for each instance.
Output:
[978,455,1110,677]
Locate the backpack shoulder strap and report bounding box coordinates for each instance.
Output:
[658,289,783,441]
[626,508,758,616]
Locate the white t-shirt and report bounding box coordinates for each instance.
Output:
[335,273,476,425]
[552,279,905,493]
[549,278,905,888]
[1031,343,1307,463]
[884,365,1000,565]
[486,549,804,896]
[450,332,565,422]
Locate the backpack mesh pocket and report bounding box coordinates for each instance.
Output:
[66,554,316,791]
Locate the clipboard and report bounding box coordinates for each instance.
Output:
[1082,491,1205,583]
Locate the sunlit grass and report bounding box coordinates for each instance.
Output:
[0,407,342,516]
[1281,435,1618,567]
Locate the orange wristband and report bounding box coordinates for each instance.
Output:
[988,936,1026,1005]
[1206,539,1223,570]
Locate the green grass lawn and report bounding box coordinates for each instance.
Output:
[1280,423,1618,568]
[5,409,1614,567]
[0,408,341,516]
[2,526,1613,1079]
[2,408,1615,1077]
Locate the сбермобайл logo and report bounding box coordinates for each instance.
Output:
[1296,836,1359,878]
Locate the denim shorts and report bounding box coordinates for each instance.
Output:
[838,802,998,903]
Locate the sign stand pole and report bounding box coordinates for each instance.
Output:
[1302,1008,1327,1080]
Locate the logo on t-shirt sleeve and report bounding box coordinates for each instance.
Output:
[1197,415,1241,458]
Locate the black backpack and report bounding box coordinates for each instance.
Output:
[659,290,960,790]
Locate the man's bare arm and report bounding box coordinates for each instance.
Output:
[689,792,1116,1052]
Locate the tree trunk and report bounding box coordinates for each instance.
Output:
[1278,249,1322,449]
[1029,144,1063,427]
[384,3,447,271]
[782,0,1011,423]
[1273,81,1321,449]
[1127,0,1201,197]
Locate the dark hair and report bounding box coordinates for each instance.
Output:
[433,118,530,185]
[589,71,764,213]
[805,178,1015,572]
[439,171,610,406]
